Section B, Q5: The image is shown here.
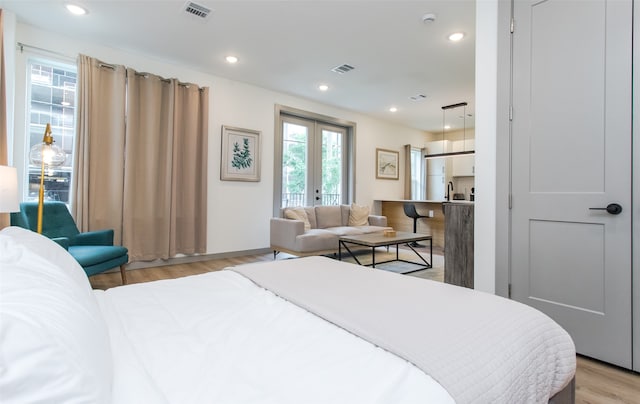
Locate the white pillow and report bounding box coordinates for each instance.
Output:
[0,227,113,404]
[284,207,311,231]
[348,203,370,226]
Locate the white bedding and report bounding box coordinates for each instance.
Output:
[96,270,455,404]
[1,227,575,404]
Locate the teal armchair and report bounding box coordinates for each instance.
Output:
[11,201,128,284]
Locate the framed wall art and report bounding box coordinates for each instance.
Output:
[220,126,261,182]
[375,148,399,180]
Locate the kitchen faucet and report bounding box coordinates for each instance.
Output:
[446,181,454,201]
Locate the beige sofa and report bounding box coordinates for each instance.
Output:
[270,204,389,257]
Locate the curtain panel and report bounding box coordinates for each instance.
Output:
[404,144,412,200]
[73,55,127,241]
[74,55,209,261]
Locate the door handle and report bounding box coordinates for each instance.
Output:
[316,196,320,201]
[589,203,622,215]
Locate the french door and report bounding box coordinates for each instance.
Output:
[280,115,347,208]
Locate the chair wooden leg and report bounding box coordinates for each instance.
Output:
[120,265,127,285]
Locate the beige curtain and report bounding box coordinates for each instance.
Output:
[75,56,208,260]
[169,83,208,256]
[73,55,127,243]
[122,70,174,260]
[404,144,412,200]
[0,10,8,228]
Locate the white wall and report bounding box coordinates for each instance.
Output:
[8,23,427,255]
[474,0,499,293]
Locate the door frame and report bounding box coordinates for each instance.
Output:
[272,105,356,217]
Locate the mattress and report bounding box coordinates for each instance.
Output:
[96,269,454,404]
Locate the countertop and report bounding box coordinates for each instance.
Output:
[374,199,474,204]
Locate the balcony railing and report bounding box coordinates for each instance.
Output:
[282,193,341,207]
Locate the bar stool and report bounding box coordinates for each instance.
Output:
[403,203,429,247]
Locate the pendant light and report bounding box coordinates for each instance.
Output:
[424,102,475,159]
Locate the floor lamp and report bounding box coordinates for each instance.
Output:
[29,123,65,234]
[0,165,20,228]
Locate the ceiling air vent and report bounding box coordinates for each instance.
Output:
[331,64,355,74]
[183,1,212,19]
[409,94,427,101]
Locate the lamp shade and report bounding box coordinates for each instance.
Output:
[29,142,66,166]
[0,165,20,213]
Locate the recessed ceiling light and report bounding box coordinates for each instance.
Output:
[318,84,329,91]
[448,32,465,42]
[389,107,398,113]
[422,13,437,24]
[65,4,87,15]
[225,55,238,64]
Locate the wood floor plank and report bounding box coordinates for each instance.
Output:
[89,253,640,403]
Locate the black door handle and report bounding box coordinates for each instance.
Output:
[589,203,622,215]
[315,196,320,201]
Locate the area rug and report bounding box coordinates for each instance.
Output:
[331,248,444,282]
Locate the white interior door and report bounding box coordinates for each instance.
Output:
[511,0,632,368]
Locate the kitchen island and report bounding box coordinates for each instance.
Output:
[373,200,448,249]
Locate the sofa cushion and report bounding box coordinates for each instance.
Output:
[323,226,366,237]
[348,203,370,226]
[295,229,338,252]
[0,227,113,404]
[304,207,317,229]
[315,205,343,229]
[284,207,311,231]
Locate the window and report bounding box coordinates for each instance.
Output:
[25,59,77,204]
[411,147,426,200]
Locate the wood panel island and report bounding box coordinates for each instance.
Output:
[374,200,475,289]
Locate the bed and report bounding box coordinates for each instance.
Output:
[0,226,576,403]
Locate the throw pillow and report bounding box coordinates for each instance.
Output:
[284,208,311,231]
[348,203,370,226]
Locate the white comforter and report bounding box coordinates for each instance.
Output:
[96,270,455,404]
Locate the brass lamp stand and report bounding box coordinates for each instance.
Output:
[29,123,65,233]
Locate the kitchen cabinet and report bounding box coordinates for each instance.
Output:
[426,140,449,200]
[451,139,475,177]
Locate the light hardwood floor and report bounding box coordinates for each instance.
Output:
[90,252,640,403]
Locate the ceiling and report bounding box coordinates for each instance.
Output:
[0,0,476,133]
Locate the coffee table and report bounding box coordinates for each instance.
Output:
[338,231,432,274]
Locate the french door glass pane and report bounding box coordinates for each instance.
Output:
[321,129,342,205]
[282,122,308,207]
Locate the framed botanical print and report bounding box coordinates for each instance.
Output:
[220,126,261,182]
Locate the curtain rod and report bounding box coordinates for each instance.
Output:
[17,42,75,61]
[18,42,205,91]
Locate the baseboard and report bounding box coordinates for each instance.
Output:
[121,247,273,271]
